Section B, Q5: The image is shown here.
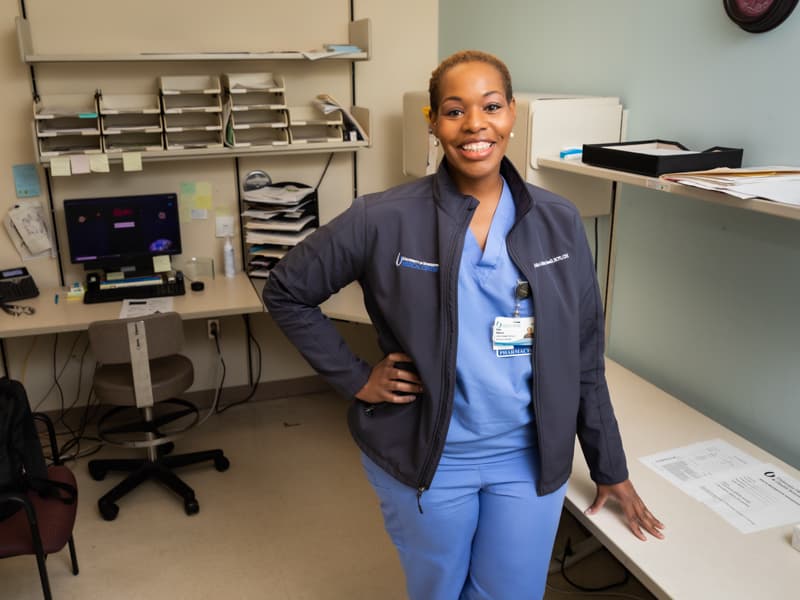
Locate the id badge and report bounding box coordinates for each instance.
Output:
[492,316,534,358]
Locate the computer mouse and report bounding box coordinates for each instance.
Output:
[191,281,205,292]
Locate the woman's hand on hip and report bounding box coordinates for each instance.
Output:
[355,352,423,404]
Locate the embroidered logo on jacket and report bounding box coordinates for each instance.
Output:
[534,253,569,268]
[395,253,439,272]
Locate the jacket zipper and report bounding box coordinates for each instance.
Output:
[507,231,545,493]
[415,202,473,513]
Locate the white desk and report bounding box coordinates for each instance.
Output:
[568,360,799,599]
[0,272,263,339]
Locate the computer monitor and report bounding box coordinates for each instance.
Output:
[63,193,182,275]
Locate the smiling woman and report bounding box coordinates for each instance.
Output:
[264,50,664,600]
[724,0,799,32]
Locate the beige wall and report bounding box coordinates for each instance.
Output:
[1,0,437,410]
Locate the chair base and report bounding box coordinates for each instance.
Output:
[88,449,230,521]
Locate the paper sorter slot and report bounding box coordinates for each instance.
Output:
[230,91,286,110]
[228,127,289,147]
[101,113,162,133]
[223,73,285,93]
[36,116,100,136]
[231,110,287,128]
[99,94,161,114]
[289,124,343,144]
[160,75,221,95]
[164,111,222,131]
[165,129,223,149]
[38,134,103,156]
[103,132,164,153]
[161,93,222,113]
[288,106,343,127]
[34,94,98,119]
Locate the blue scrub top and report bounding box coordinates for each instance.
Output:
[442,178,535,462]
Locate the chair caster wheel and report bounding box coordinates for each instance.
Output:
[99,500,119,521]
[184,498,200,516]
[214,456,230,472]
[89,463,107,481]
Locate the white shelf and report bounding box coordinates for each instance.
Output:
[37,139,369,166]
[537,156,800,222]
[17,17,371,63]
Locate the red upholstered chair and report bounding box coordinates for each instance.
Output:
[0,413,79,600]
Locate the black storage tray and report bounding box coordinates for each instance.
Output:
[581,140,743,176]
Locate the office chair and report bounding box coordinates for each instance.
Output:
[0,413,79,600]
[86,312,229,521]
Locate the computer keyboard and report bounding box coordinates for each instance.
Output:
[83,276,186,304]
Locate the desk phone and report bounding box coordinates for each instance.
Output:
[0,266,39,303]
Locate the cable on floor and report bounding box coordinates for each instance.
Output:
[557,536,631,593]
[215,315,263,414]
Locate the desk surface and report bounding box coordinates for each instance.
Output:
[568,360,799,599]
[0,273,264,338]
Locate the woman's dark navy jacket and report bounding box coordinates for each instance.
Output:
[263,157,629,496]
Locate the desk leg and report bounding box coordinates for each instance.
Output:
[243,313,254,387]
[603,182,619,339]
[0,338,7,378]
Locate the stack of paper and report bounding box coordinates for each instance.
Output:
[241,184,318,278]
[661,167,800,206]
[3,200,55,261]
[313,94,368,142]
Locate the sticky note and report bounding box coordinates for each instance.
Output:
[12,164,41,198]
[70,154,91,174]
[180,182,196,195]
[122,152,142,172]
[152,255,171,273]
[50,157,71,176]
[89,154,110,173]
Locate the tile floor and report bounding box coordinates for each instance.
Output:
[1,392,655,600]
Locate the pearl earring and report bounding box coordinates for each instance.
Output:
[433,137,440,147]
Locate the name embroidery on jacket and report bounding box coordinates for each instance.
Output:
[395,253,439,272]
[534,253,569,268]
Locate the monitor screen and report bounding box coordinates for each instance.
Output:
[63,193,182,272]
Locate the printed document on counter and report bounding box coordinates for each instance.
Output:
[119,297,174,318]
[640,439,800,533]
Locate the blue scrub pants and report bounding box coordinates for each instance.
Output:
[361,449,567,600]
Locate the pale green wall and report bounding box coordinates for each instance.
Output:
[440,0,800,468]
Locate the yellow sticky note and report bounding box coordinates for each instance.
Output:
[50,157,71,176]
[70,154,91,174]
[122,152,142,172]
[89,154,110,173]
[152,255,171,273]
[193,195,212,209]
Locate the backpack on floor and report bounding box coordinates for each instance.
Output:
[0,377,76,520]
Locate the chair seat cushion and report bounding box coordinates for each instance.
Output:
[0,465,77,557]
[94,355,194,406]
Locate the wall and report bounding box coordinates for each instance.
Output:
[440,0,800,468]
[0,0,437,410]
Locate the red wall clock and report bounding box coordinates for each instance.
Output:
[724,0,799,32]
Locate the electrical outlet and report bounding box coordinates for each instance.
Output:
[207,319,219,339]
[215,216,235,238]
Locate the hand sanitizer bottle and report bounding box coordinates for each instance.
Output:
[223,236,235,278]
